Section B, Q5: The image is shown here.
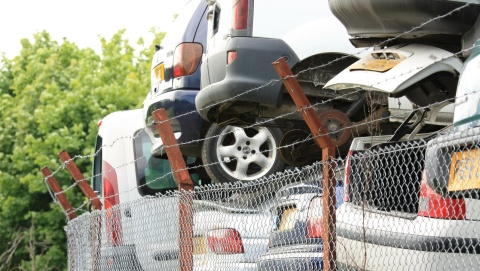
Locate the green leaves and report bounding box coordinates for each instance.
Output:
[0,29,165,270]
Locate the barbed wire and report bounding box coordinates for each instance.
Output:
[48,40,479,210]
[43,3,480,213]
[43,0,475,177]
[56,83,480,213]
[44,39,477,197]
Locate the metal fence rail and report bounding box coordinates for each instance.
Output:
[65,126,480,270]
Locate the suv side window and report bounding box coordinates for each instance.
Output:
[133,129,203,196]
[208,4,221,37]
[134,129,177,195]
[92,135,103,194]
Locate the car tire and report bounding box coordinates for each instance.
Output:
[202,124,285,183]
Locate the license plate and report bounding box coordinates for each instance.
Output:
[279,207,297,231]
[153,63,165,82]
[349,58,402,72]
[448,149,480,191]
[193,236,206,254]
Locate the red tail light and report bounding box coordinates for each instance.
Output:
[103,161,122,246]
[207,228,244,254]
[306,197,324,239]
[227,51,237,65]
[232,0,248,30]
[173,43,203,78]
[343,150,353,202]
[418,170,465,219]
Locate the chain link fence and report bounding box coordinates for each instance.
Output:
[64,125,480,270]
[49,3,480,269]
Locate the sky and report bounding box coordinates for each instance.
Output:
[0,0,185,58]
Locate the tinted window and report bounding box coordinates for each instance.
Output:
[92,135,103,194]
[133,128,203,196]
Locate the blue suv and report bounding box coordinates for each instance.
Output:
[143,0,285,184]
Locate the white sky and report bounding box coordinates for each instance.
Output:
[0,0,185,58]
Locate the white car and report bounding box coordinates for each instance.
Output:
[335,40,480,270]
[91,108,274,271]
[92,108,208,270]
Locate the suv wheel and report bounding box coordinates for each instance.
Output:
[202,124,285,183]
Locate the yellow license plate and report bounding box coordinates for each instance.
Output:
[153,63,165,82]
[279,207,297,231]
[448,149,480,191]
[193,236,206,254]
[349,58,402,73]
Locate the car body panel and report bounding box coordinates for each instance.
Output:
[92,108,146,270]
[144,0,210,157]
[324,44,463,125]
[94,109,145,204]
[150,0,207,96]
[336,235,480,271]
[334,39,480,271]
[324,44,463,96]
[197,37,299,120]
[144,90,205,157]
[328,0,480,50]
[257,180,344,270]
[197,0,361,123]
[336,129,480,270]
[425,41,480,196]
[453,40,480,131]
[425,127,480,197]
[257,250,324,271]
[128,196,180,271]
[337,202,480,245]
[193,199,272,271]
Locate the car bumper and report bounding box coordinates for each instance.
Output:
[144,89,209,156]
[195,262,257,271]
[336,203,480,270]
[196,37,299,122]
[337,236,480,271]
[257,246,324,271]
[101,245,144,271]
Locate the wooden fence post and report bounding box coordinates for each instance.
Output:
[41,166,78,221]
[152,109,194,271]
[273,57,338,271]
[58,150,102,271]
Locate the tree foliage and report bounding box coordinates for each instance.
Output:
[0,29,165,270]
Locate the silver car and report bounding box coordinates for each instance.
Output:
[335,38,480,271]
[257,176,344,271]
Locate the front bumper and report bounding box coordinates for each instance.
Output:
[336,203,480,270]
[257,247,324,271]
[101,244,144,271]
[195,262,257,271]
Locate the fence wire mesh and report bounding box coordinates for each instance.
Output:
[47,2,480,269]
[65,125,480,271]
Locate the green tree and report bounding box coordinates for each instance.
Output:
[0,29,164,270]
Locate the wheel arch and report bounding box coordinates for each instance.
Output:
[291,52,360,88]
